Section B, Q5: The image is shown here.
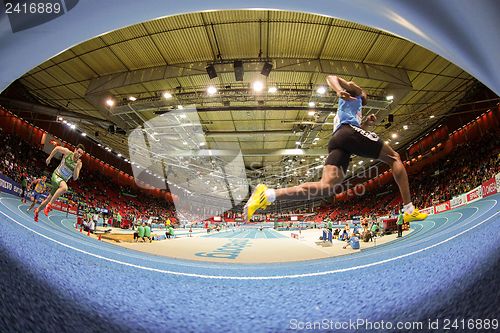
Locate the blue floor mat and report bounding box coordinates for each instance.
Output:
[0,193,499,332]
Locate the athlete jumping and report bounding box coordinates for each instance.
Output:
[244,75,427,223]
[27,175,48,213]
[34,144,84,222]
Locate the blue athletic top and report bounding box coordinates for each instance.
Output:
[333,95,363,132]
[349,236,360,249]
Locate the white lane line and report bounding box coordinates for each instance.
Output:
[0,200,498,280]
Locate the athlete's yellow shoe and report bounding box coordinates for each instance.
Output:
[243,184,271,222]
[404,208,428,223]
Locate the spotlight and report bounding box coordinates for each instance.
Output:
[70,124,76,129]
[57,116,63,121]
[391,133,398,139]
[308,101,316,108]
[105,98,115,107]
[128,96,137,101]
[81,132,87,137]
[162,92,172,99]
[403,125,409,130]
[117,153,122,157]
[308,110,316,116]
[386,95,394,101]
[430,115,435,119]
[177,105,184,110]
[316,86,327,95]
[261,62,273,77]
[252,81,264,92]
[268,86,277,93]
[207,86,217,95]
[234,60,244,81]
[295,141,301,145]
[206,64,217,79]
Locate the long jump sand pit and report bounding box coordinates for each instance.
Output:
[111,228,413,264]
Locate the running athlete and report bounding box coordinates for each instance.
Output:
[27,175,48,212]
[34,144,84,222]
[244,75,427,223]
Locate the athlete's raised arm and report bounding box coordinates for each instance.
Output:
[46,146,71,165]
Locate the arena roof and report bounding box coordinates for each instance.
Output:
[16,10,476,188]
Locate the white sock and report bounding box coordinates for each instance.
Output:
[403,202,415,214]
[265,189,276,203]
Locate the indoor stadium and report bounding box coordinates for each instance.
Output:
[0,1,499,332]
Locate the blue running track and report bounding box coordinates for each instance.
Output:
[0,192,499,332]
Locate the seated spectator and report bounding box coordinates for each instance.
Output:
[83,217,95,234]
[143,223,152,243]
[134,223,145,242]
[333,228,340,239]
[343,235,360,249]
[371,222,380,238]
[339,225,351,241]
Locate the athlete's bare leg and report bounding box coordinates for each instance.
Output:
[274,165,345,201]
[28,198,37,211]
[48,181,68,205]
[37,194,52,210]
[377,143,411,205]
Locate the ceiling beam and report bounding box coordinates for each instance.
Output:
[85,59,412,96]
[157,148,326,157]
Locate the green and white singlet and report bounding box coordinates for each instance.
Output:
[50,153,77,194]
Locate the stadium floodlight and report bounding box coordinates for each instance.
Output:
[391,133,398,139]
[268,86,277,93]
[70,124,76,129]
[252,81,264,92]
[316,86,327,95]
[430,115,435,118]
[117,153,122,157]
[386,95,394,101]
[207,86,217,95]
[105,98,115,107]
[162,92,172,99]
[81,132,86,136]
[128,96,137,101]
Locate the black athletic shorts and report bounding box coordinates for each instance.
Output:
[325,124,384,171]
